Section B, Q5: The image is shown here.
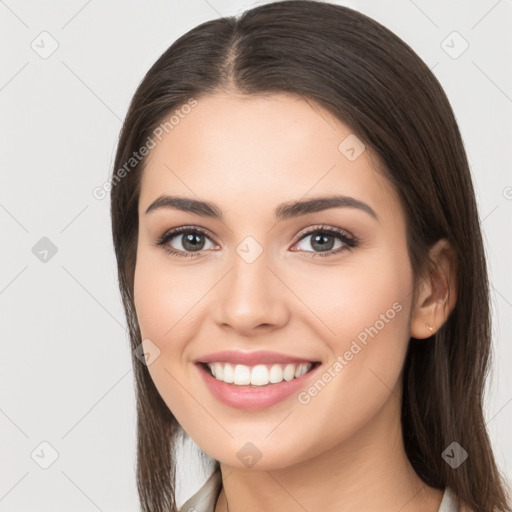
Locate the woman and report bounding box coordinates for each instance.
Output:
[110,1,510,511]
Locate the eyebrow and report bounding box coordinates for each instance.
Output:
[145,194,379,222]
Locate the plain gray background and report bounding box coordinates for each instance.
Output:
[1,0,511,510]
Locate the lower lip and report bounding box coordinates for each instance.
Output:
[196,363,320,410]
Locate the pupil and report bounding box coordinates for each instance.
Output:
[183,233,205,251]
[312,234,334,252]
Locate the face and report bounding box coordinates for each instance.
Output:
[134,92,415,469]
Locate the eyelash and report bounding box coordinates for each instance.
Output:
[154,224,359,259]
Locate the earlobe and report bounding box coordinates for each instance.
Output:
[410,239,458,339]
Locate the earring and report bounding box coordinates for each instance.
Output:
[426,322,434,333]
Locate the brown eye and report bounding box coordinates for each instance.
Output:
[155,227,217,257]
[291,226,358,258]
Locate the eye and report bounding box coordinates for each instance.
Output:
[155,224,358,259]
[291,225,358,258]
[154,226,217,258]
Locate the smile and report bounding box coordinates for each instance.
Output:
[196,361,321,410]
[204,362,316,386]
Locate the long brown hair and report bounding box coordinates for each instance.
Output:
[110,1,510,510]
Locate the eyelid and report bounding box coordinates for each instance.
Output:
[156,224,213,239]
[294,224,355,242]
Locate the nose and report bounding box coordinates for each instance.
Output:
[213,250,290,336]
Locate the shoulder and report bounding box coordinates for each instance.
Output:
[178,469,222,512]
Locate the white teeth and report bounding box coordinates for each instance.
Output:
[283,364,296,381]
[233,364,251,385]
[212,362,223,379]
[222,363,234,383]
[295,364,307,378]
[250,365,268,386]
[269,364,283,383]
[206,362,313,386]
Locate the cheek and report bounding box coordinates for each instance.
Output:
[290,246,413,350]
[299,249,413,417]
[133,250,206,345]
[133,254,192,417]
[290,246,414,410]
[133,249,218,409]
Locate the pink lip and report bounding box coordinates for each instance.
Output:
[195,361,321,410]
[195,350,318,366]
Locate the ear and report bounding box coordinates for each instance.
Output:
[410,238,458,339]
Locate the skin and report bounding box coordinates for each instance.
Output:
[133,92,457,512]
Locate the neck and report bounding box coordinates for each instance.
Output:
[214,391,443,512]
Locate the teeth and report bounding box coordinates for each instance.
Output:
[222,362,234,383]
[206,362,313,386]
[250,365,268,386]
[234,364,251,385]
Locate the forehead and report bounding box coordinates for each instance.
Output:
[139,92,400,222]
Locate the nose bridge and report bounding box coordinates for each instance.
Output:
[231,243,270,298]
[215,235,289,332]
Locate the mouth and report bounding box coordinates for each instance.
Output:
[197,361,322,387]
[194,350,324,410]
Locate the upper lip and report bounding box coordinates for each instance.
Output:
[195,350,318,366]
